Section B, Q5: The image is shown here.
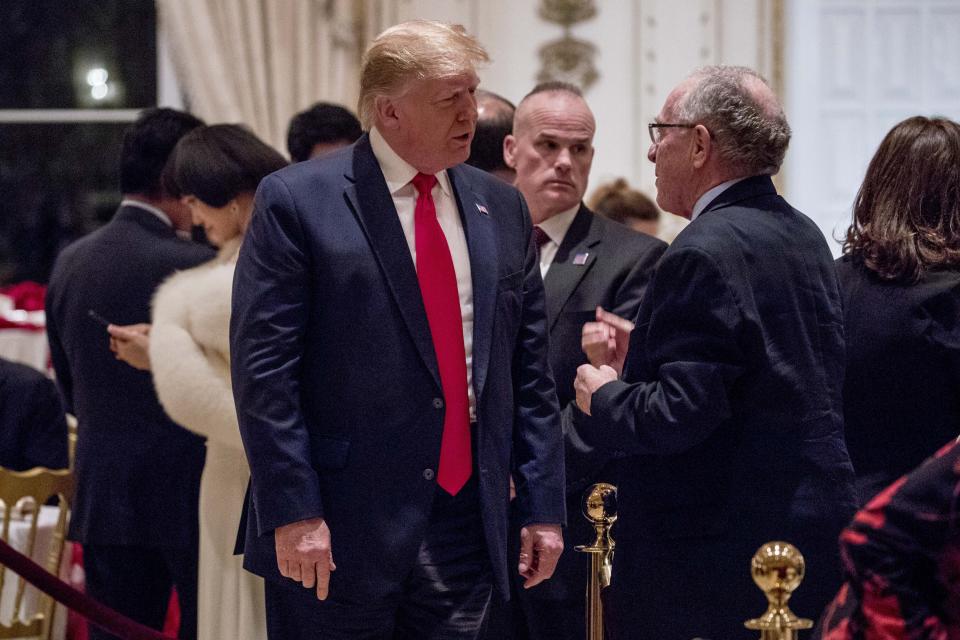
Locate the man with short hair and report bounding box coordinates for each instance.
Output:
[232,20,565,640]
[286,102,363,162]
[46,108,213,640]
[503,82,665,640]
[467,89,516,183]
[574,66,857,640]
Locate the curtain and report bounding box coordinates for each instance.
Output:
[158,0,364,155]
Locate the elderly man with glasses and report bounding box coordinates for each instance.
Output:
[574,66,857,640]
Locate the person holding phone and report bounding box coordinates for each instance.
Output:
[45,108,213,640]
[110,124,286,640]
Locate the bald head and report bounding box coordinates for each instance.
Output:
[505,85,596,223]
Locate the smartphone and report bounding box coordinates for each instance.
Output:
[87,309,113,328]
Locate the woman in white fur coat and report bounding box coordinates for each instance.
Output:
[110,124,286,640]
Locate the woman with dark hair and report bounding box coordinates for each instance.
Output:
[837,115,960,505]
[109,124,286,640]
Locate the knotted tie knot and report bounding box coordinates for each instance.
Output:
[412,172,438,196]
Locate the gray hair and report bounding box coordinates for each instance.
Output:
[675,65,791,175]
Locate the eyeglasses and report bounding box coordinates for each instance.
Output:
[648,123,695,144]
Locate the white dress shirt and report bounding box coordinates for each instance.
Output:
[536,205,580,278]
[369,127,476,418]
[690,178,747,221]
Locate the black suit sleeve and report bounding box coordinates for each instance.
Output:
[591,246,746,456]
[45,300,74,415]
[511,193,567,528]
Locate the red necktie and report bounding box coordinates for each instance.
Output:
[412,172,472,495]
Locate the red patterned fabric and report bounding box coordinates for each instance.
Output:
[817,441,960,640]
[0,281,47,311]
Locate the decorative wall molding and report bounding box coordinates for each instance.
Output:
[535,0,600,90]
[359,1,785,203]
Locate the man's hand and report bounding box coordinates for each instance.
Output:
[275,517,336,600]
[518,523,564,589]
[107,323,152,371]
[575,364,618,416]
[581,306,634,375]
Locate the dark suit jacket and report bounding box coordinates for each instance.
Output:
[520,205,665,605]
[231,135,566,601]
[837,256,960,504]
[0,357,69,471]
[589,176,858,640]
[46,206,213,546]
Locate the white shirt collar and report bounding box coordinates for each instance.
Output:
[369,127,453,198]
[690,177,746,221]
[120,198,172,227]
[537,204,580,247]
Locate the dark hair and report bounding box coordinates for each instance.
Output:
[120,108,204,198]
[286,102,362,162]
[467,90,515,174]
[588,179,660,224]
[163,124,287,207]
[843,116,960,282]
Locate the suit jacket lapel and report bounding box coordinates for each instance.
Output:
[342,135,441,389]
[447,165,497,401]
[543,205,601,330]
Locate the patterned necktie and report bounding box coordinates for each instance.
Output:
[411,172,471,495]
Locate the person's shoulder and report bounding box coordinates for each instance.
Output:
[451,163,520,202]
[590,210,667,254]
[267,144,353,192]
[156,253,232,301]
[0,358,51,393]
[668,213,733,257]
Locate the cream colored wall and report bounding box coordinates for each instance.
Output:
[372,0,780,201]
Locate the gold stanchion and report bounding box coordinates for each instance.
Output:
[575,483,618,640]
[744,541,813,640]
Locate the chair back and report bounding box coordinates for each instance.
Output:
[0,467,73,639]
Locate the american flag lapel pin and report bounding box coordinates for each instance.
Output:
[475,203,489,216]
[573,252,590,266]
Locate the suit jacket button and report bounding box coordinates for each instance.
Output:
[423,468,435,480]
[432,397,444,409]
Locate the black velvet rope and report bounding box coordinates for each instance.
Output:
[0,538,173,640]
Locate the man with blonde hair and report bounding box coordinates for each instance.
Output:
[231,20,566,639]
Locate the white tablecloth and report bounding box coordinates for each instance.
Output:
[0,505,69,639]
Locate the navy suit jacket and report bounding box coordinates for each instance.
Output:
[589,176,858,640]
[0,357,69,471]
[231,135,566,601]
[46,206,213,546]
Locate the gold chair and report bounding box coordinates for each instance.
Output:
[65,416,77,472]
[0,467,74,639]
